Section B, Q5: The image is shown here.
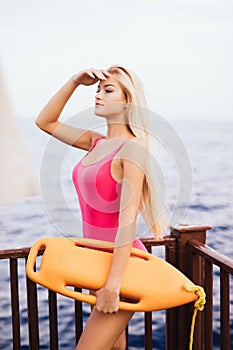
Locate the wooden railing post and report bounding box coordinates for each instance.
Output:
[165,239,178,350]
[169,224,211,350]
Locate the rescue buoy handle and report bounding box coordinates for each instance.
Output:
[26,238,45,278]
[74,237,150,260]
[59,286,141,311]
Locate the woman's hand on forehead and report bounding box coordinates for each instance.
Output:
[72,68,111,86]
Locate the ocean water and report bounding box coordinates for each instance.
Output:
[0,119,232,349]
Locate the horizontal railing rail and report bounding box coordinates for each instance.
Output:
[0,247,44,259]
[189,239,233,273]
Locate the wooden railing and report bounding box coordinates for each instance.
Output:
[167,225,233,350]
[0,224,232,349]
[188,239,233,350]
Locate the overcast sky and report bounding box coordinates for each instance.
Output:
[0,0,232,121]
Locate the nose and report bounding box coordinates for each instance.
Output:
[95,89,103,100]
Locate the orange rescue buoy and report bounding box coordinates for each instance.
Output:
[26,237,199,312]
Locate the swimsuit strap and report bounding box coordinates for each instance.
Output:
[88,137,127,161]
[88,137,105,152]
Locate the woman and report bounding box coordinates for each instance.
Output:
[36,66,167,350]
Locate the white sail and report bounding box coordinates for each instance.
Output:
[0,67,38,204]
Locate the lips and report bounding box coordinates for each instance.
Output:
[95,102,104,106]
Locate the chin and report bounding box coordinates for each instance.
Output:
[94,110,106,118]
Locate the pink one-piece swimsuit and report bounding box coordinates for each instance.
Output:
[72,138,147,251]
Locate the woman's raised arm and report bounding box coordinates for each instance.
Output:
[35,69,110,150]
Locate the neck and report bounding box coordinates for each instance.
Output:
[106,121,133,140]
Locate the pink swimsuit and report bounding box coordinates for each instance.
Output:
[72,138,146,251]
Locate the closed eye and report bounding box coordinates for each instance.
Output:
[96,88,114,93]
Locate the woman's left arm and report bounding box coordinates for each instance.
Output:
[95,141,145,313]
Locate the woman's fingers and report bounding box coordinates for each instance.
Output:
[72,68,111,86]
[87,70,96,79]
[95,287,119,314]
[88,69,111,81]
[93,70,106,80]
[95,305,118,314]
[102,69,111,78]
[90,70,105,81]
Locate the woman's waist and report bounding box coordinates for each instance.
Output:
[82,228,147,252]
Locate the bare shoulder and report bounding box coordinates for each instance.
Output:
[119,137,147,168]
[121,137,147,153]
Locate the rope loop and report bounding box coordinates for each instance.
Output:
[184,283,206,350]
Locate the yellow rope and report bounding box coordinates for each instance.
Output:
[184,283,206,350]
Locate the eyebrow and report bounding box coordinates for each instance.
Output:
[97,83,116,88]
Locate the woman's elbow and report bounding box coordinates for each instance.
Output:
[35,115,52,133]
[35,114,44,129]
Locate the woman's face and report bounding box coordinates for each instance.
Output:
[94,75,127,119]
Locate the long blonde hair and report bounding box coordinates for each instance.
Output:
[107,65,167,239]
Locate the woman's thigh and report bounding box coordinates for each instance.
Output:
[76,308,134,350]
